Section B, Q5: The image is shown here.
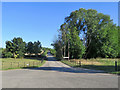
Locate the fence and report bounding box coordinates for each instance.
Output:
[62,59,120,72]
[2,60,43,69]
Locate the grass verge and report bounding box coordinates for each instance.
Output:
[61,59,120,75]
[0,58,46,70]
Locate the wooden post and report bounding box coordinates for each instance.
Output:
[79,61,81,67]
[24,62,25,67]
[29,62,30,67]
[115,61,118,71]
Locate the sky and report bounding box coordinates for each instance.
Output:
[2,2,118,48]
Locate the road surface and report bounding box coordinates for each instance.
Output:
[2,52,118,88]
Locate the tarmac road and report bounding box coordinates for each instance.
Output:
[2,52,118,88]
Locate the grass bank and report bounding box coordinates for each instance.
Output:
[0,58,46,70]
[61,58,120,75]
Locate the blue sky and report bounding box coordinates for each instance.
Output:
[2,2,118,48]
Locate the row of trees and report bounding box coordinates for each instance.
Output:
[26,41,42,56]
[2,37,42,58]
[42,47,56,56]
[52,8,120,59]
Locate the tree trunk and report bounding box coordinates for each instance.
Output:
[64,45,66,57]
[68,40,69,60]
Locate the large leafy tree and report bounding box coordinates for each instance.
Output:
[6,37,26,58]
[53,8,119,59]
[65,8,118,58]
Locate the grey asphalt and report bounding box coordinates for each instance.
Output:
[2,53,118,88]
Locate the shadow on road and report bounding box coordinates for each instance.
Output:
[23,66,106,73]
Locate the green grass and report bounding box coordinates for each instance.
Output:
[61,58,120,75]
[0,58,46,70]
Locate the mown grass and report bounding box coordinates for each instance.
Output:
[0,58,46,70]
[61,58,120,75]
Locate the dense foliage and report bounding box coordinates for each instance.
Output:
[5,37,26,58]
[42,47,56,56]
[2,37,42,58]
[52,8,119,59]
[49,49,56,56]
[26,41,42,56]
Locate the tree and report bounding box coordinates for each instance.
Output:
[26,42,34,55]
[100,23,118,58]
[52,40,63,60]
[65,8,118,58]
[69,27,85,59]
[6,37,26,59]
[0,48,2,58]
[59,23,68,57]
[33,41,42,57]
[4,52,13,58]
[53,8,119,59]
[118,26,120,57]
[1,48,13,58]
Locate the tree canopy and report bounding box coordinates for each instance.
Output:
[52,8,119,59]
[6,37,26,58]
[4,37,42,58]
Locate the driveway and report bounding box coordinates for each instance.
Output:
[2,53,118,88]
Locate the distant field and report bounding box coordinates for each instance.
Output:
[61,58,120,74]
[0,58,46,70]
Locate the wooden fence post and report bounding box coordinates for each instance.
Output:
[24,62,25,67]
[79,61,81,67]
[115,61,118,71]
[29,62,30,67]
